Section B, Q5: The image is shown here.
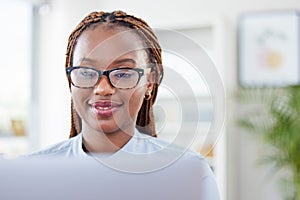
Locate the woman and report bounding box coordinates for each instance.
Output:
[26,10,220,199]
[28,10,167,156]
[28,10,215,169]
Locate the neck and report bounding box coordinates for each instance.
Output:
[81,126,134,153]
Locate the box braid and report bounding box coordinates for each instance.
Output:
[65,10,163,138]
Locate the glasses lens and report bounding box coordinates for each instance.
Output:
[70,68,98,88]
[109,69,140,89]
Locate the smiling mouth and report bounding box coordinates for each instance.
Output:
[96,106,112,110]
[90,101,122,118]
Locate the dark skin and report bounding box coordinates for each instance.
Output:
[71,24,154,153]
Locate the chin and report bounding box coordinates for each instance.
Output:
[99,120,135,135]
[94,123,118,134]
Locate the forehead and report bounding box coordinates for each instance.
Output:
[73,24,146,65]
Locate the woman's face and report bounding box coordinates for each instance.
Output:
[71,25,152,135]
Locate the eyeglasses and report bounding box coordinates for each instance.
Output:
[66,66,149,89]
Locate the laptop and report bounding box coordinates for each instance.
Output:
[0,153,219,200]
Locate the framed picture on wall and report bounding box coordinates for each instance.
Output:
[238,11,300,87]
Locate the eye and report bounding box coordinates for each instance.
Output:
[78,69,97,79]
[112,70,135,79]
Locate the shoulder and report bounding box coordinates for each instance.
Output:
[24,134,82,157]
[146,134,204,158]
[148,135,212,170]
[134,131,207,160]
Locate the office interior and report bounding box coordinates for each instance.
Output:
[0,0,299,200]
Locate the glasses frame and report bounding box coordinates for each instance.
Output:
[66,66,147,89]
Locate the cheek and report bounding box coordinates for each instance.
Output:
[71,87,90,115]
[122,86,146,116]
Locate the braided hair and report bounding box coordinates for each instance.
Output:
[66,10,163,138]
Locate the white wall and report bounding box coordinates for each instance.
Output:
[32,0,300,200]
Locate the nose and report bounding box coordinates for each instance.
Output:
[93,75,116,96]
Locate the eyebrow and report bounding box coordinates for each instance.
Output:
[112,58,136,65]
[79,57,137,65]
[79,57,96,63]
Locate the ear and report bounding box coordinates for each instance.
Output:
[146,70,155,92]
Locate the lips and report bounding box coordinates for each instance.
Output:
[89,100,122,118]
